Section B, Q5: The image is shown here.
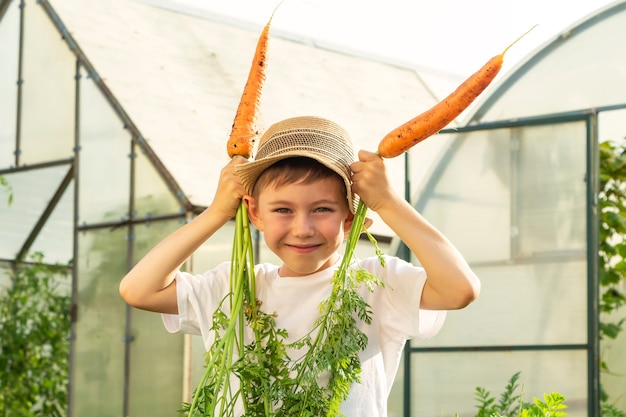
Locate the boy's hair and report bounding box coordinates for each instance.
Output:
[235,116,357,212]
[251,157,347,204]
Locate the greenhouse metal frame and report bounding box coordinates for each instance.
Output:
[2,0,626,416]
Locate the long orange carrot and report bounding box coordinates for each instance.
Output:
[226,13,275,158]
[378,26,536,159]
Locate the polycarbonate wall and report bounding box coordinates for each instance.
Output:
[2,0,625,416]
[0,0,74,266]
[475,2,626,124]
[396,2,626,415]
[402,118,592,417]
[0,0,191,415]
[0,1,393,416]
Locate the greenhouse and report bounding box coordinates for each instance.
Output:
[1,0,625,416]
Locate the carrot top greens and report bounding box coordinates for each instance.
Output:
[181,201,383,417]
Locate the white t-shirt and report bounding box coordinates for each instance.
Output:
[162,255,446,416]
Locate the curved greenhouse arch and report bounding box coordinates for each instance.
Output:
[469,0,626,123]
[400,2,626,416]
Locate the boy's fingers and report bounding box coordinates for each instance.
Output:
[230,155,248,166]
[357,149,380,161]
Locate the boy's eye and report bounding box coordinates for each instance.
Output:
[274,208,291,214]
[314,207,333,213]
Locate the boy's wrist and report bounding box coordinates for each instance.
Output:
[374,194,412,220]
[202,204,237,225]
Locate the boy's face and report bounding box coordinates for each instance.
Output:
[245,176,353,277]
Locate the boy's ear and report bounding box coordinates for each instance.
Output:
[343,212,355,238]
[243,195,264,231]
[343,212,373,239]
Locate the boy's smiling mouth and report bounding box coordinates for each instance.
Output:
[286,243,322,253]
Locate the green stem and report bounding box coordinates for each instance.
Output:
[187,207,250,415]
[311,200,368,348]
[292,201,369,415]
[190,200,371,417]
[241,210,274,416]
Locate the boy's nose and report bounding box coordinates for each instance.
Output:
[292,214,314,237]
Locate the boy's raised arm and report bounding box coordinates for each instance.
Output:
[350,150,480,311]
[119,156,248,314]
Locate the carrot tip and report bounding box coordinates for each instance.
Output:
[502,24,538,57]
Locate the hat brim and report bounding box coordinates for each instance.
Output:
[235,150,357,213]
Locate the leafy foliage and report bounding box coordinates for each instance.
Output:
[474,372,523,417]
[0,175,12,205]
[602,403,626,417]
[598,139,626,411]
[182,200,384,416]
[598,140,626,340]
[0,253,71,417]
[452,372,568,417]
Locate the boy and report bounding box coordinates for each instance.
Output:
[119,115,480,416]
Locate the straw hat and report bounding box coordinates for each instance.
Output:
[235,115,357,212]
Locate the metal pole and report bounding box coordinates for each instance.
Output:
[67,58,81,417]
[586,112,601,417]
[15,0,24,167]
[402,151,412,417]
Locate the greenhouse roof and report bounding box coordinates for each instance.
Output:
[2,0,625,264]
[45,0,459,210]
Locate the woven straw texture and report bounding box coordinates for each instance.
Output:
[235,116,356,212]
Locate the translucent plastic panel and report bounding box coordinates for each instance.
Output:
[419,129,512,263]
[419,121,587,264]
[599,108,626,144]
[0,1,19,168]
[478,5,626,121]
[28,174,73,264]
[411,350,587,417]
[515,123,587,257]
[74,227,128,416]
[134,145,183,219]
[388,352,405,417]
[0,165,70,259]
[129,309,185,415]
[19,0,74,165]
[425,260,587,347]
[78,68,131,224]
[131,217,185,272]
[128,220,184,415]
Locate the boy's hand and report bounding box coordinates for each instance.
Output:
[350,150,399,212]
[211,156,248,219]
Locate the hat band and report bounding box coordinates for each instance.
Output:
[255,129,352,164]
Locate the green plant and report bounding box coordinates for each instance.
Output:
[598,139,626,341]
[603,403,626,417]
[0,175,12,205]
[474,371,524,417]
[0,253,71,417]
[516,393,568,417]
[182,200,384,417]
[451,372,568,417]
[598,140,626,410]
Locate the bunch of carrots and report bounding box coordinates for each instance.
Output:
[184,7,531,416]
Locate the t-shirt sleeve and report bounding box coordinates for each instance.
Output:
[161,263,231,337]
[370,256,446,340]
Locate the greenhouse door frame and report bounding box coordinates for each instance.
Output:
[399,104,626,417]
